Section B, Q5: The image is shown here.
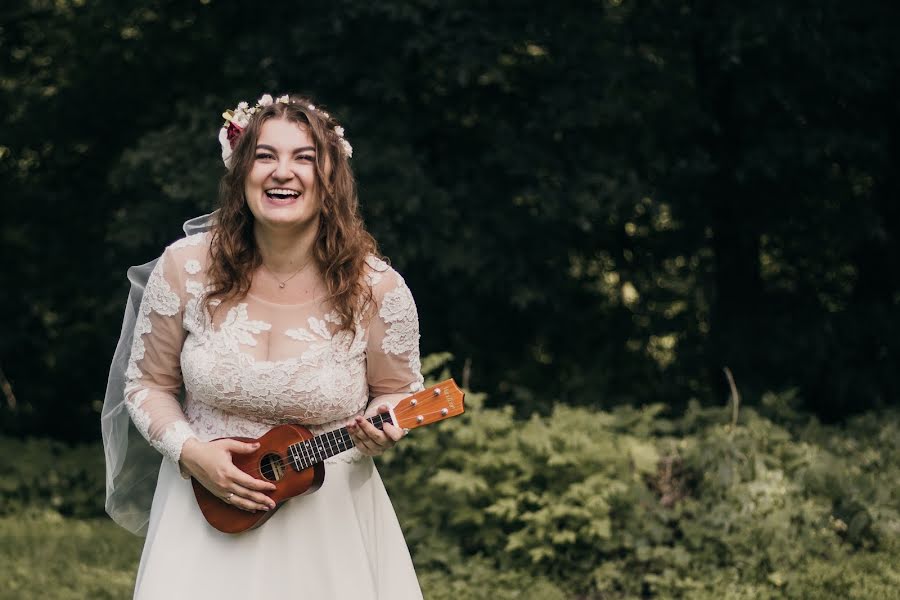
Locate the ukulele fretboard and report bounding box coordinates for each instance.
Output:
[286,413,394,470]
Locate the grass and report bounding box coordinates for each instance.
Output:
[1,510,142,600]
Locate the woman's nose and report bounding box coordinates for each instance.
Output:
[272,159,293,180]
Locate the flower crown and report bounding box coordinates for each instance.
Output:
[218,93,353,169]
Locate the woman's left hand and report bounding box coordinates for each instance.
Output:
[348,403,404,456]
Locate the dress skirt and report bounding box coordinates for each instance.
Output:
[133,458,423,599]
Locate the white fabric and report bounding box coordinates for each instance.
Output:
[135,458,421,600]
[103,213,425,598]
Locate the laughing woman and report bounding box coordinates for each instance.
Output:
[102,94,424,599]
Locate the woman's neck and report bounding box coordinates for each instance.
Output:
[253,219,318,274]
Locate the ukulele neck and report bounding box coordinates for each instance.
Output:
[285,412,394,470]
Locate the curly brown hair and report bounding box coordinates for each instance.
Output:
[203,95,378,331]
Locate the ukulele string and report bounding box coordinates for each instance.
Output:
[243,407,453,477]
[244,414,388,476]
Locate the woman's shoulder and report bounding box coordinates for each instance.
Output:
[363,254,405,290]
[363,254,416,310]
[168,230,212,252]
[155,231,212,282]
[163,231,211,262]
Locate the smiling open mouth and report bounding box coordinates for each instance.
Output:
[265,188,301,200]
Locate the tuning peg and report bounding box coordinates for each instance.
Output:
[416,415,424,423]
[433,388,441,395]
[410,399,417,406]
[441,408,448,416]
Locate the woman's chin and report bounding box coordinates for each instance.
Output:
[256,211,319,232]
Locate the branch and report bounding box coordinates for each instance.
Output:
[723,366,739,428]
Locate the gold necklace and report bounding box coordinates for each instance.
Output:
[262,259,312,289]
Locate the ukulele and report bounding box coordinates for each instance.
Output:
[192,379,465,533]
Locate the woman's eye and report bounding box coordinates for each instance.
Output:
[256,153,274,160]
[297,155,315,162]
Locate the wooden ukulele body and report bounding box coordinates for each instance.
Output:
[191,423,324,534]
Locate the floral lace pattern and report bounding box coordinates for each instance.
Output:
[124,237,422,467]
[380,282,423,381]
[125,259,180,381]
[184,259,201,275]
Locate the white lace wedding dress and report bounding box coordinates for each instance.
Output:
[124,231,424,599]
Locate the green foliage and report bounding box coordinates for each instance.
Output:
[378,369,900,597]
[0,438,106,518]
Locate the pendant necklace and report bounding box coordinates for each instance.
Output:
[262,259,312,289]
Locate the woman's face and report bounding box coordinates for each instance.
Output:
[244,118,322,232]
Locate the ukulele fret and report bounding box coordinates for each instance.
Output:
[300,439,314,469]
[288,444,302,470]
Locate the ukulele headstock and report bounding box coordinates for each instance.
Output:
[392,379,465,431]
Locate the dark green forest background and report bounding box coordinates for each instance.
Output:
[1,1,897,438]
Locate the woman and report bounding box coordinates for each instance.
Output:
[103,93,424,599]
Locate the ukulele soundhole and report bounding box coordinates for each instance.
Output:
[259,453,286,481]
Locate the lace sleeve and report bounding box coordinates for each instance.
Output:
[123,246,197,465]
[365,262,425,397]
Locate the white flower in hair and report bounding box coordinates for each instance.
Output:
[237,101,249,110]
[233,112,251,128]
[276,95,290,104]
[334,126,345,138]
[339,138,353,158]
[308,103,316,110]
[218,127,234,170]
[258,94,273,106]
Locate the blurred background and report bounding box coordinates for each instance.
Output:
[1,1,898,598]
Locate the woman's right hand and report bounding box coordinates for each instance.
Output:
[179,438,277,512]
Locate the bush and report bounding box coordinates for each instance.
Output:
[379,360,900,598]
[0,437,106,518]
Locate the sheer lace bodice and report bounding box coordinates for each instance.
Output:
[123,232,424,466]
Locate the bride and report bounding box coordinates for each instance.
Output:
[102,93,424,599]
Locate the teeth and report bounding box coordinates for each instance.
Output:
[266,188,300,196]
